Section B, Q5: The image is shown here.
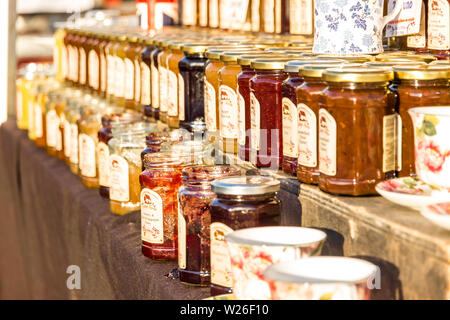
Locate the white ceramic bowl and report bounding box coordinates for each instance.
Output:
[263,257,378,300]
[420,202,450,231]
[225,226,327,300]
[408,107,450,189]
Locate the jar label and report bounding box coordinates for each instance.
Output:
[141,62,151,105]
[109,154,130,202]
[282,98,299,158]
[46,109,59,147]
[88,49,99,90]
[100,52,107,93]
[396,114,402,172]
[168,70,178,116]
[61,45,68,79]
[199,0,208,26]
[70,45,79,82]
[151,63,160,108]
[79,48,86,85]
[209,0,219,28]
[134,59,141,103]
[250,92,260,151]
[219,85,239,139]
[383,114,396,173]
[182,0,197,25]
[298,103,317,167]
[124,58,135,100]
[407,1,426,48]
[263,0,275,33]
[141,188,164,244]
[35,103,43,138]
[205,79,217,132]
[275,0,282,33]
[55,126,62,152]
[115,57,125,98]
[70,123,78,164]
[159,66,168,112]
[177,198,186,269]
[210,222,234,288]
[79,133,96,178]
[251,0,261,32]
[16,89,23,122]
[178,73,185,121]
[318,109,336,176]
[290,0,313,34]
[238,88,246,146]
[64,119,71,158]
[428,0,450,50]
[97,142,110,187]
[107,54,115,95]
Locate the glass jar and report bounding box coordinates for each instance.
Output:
[164,139,216,166]
[427,0,450,60]
[158,40,173,123]
[178,165,242,286]
[139,152,193,260]
[35,77,59,148]
[166,42,186,128]
[140,38,155,118]
[114,34,128,107]
[149,39,168,120]
[124,35,139,111]
[16,64,37,130]
[109,128,148,215]
[249,58,290,168]
[209,175,281,296]
[87,31,101,95]
[97,110,142,198]
[178,44,209,130]
[98,32,109,98]
[69,29,81,85]
[105,34,118,102]
[45,90,66,158]
[393,65,450,177]
[318,68,397,196]
[64,91,83,173]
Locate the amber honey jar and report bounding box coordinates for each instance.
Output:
[139,152,194,260]
[158,40,174,123]
[77,30,89,88]
[97,32,109,98]
[123,35,139,111]
[318,68,397,196]
[114,34,128,107]
[393,65,450,177]
[140,38,155,118]
[209,175,281,296]
[167,42,186,128]
[105,34,118,102]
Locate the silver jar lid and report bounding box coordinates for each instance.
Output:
[211,175,280,196]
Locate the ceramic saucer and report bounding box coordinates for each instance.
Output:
[375,177,450,210]
[420,202,450,231]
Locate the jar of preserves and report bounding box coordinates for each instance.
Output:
[178,165,242,286]
[114,34,128,107]
[97,32,109,98]
[158,40,174,123]
[97,110,142,198]
[109,127,148,215]
[16,65,37,130]
[124,35,139,110]
[35,77,59,148]
[178,44,209,130]
[63,91,83,172]
[149,39,169,120]
[427,0,449,60]
[209,175,281,296]
[393,65,450,177]
[86,31,100,94]
[105,34,118,102]
[139,152,194,260]
[164,139,216,166]
[77,30,89,89]
[318,68,397,196]
[140,38,155,118]
[407,0,428,54]
[249,58,290,168]
[167,42,185,128]
[45,90,66,158]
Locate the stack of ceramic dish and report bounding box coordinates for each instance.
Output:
[376,107,450,230]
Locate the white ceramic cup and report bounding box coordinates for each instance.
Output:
[264,256,378,300]
[225,226,327,300]
[408,107,450,189]
[313,0,402,54]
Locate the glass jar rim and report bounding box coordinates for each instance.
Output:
[182,165,242,183]
[143,151,193,168]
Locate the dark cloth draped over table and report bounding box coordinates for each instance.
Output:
[0,119,210,299]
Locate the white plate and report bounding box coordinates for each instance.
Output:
[420,202,450,231]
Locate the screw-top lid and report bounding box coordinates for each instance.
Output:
[323,67,394,82]
[211,175,280,196]
[251,58,298,70]
[364,60,427,68]
[375,53,437,63]
[393,65,450,80]
[318,54,374,63]
[285,59,345,73]
[300,63,363,78]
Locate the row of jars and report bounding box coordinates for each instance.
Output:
[15,65,284,296]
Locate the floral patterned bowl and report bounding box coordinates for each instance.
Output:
[263,257,378,300]
[409,107,450,189]
[420,202,450,231]
[225,226,327,300]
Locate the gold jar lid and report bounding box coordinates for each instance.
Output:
[323,67,394,82]
[237,54,285,66]
[376,54,437,63]
[168,42,183,50]
[430,60,450,66]
[251,58,296,70]
[300,63,363,78]
[181,43,210,54]
[393,65,450,80]
[318,54,374,63]
[241,41,288,49]
[143,38,154,46]
[220,50,266,62]
[117,34,127,42]
[284,59,324,72]
[365,61,427,68]
[127,35,139,43]
[156,39,171,48]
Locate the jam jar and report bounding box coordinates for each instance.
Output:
[177,165,242,286]
[35,77,59,148]
[87,31,101,95]
[113,34,128,107]
[295,63,358,184]
[149,39,170,120]
[249,58,291,168]
[167,42,186,128]
[318,68,397,196]
[123,35,140,111]
[77,30,89,89]
[427,0,450,60]
[105,34,118,103]
[209,175,281,296]
[158,40,174,123]
[64,91,83,173]
[97,32,109,98]
[45,90,65,158]
[97,111,142,199]
[139,152,194,260]
[108,126,151,215]
[178,44,209,131]
[393,65,450,177]
[140,38,155,118]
